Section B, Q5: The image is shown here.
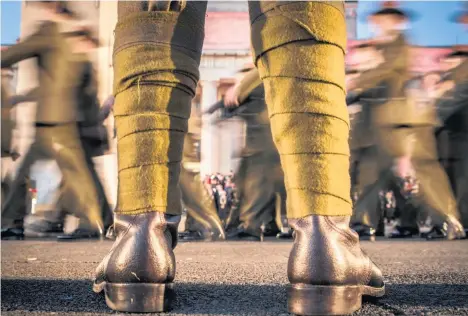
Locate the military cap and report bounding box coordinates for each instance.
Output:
[365,1,418,22]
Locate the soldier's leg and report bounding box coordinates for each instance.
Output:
[1,143,41,234]
[41,125,103,234]
[81,140,114,230]
[407,127,464,240]
[225,155,248,230]
[415,161,465,239]
[351,169,391,238]
[179,166,225,240]
[236,153,276,239]
[452,158,468,230]
[93,1,207,312]
[248,1,384,314]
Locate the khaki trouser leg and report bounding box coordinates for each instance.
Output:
[113,1,207,215]
[248,1,351,218]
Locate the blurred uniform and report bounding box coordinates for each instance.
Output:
[350,30,462,239]
[179,112,225,241]
[1,20,102,238]
[226,69,286,239]
[56,51,113,239]
[436,55,468,234]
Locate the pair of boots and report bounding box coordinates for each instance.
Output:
[93,212,385,315]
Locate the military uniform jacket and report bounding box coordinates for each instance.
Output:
[1,21,77,124]
[347,87,378,150]
[353,33,435,127]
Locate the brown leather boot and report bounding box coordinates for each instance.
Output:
[93,212,180,312]
[287,215,385,315]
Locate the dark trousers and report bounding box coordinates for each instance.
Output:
[446,158,468,227]
[230,150,283,237]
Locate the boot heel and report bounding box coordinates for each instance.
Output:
[104,283,174,313]
[288,284,362,315]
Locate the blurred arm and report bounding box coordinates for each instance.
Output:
[236,68,262,104]
[9,87,39,106]
[1,22,51,68]
[351,39,405,93]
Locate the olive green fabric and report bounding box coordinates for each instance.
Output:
[113,2,207,215]
[113,1,351,218]
[249,1,351,218]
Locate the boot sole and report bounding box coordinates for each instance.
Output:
[93,281,174,313]
[287,283,385,315]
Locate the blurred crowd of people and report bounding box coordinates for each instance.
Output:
[203,172,236,224]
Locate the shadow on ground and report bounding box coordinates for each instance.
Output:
[2,279,468,314]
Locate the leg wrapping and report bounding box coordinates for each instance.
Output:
[113,2,206,214]
[249,1,351,218]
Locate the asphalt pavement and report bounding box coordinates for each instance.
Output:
[2,238,468,316]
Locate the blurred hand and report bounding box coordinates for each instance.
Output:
[224,85,240,108]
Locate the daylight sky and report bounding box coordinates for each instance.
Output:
[1,1,467,46]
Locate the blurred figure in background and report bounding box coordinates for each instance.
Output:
[178,112,225,241]
[221,66,286,240]
[346,44,384,236]
[433,5,468,236]
[55,26,113,240]
[348,1,464,240]
[0,1,103,240]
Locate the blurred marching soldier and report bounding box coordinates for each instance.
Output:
[55,27,114,240]
[433,7,468,236]
[178,109,226,241]
[0,2,103,240]
[347,2,465,240]
[216,66,288,240]
[346,45,384,236]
